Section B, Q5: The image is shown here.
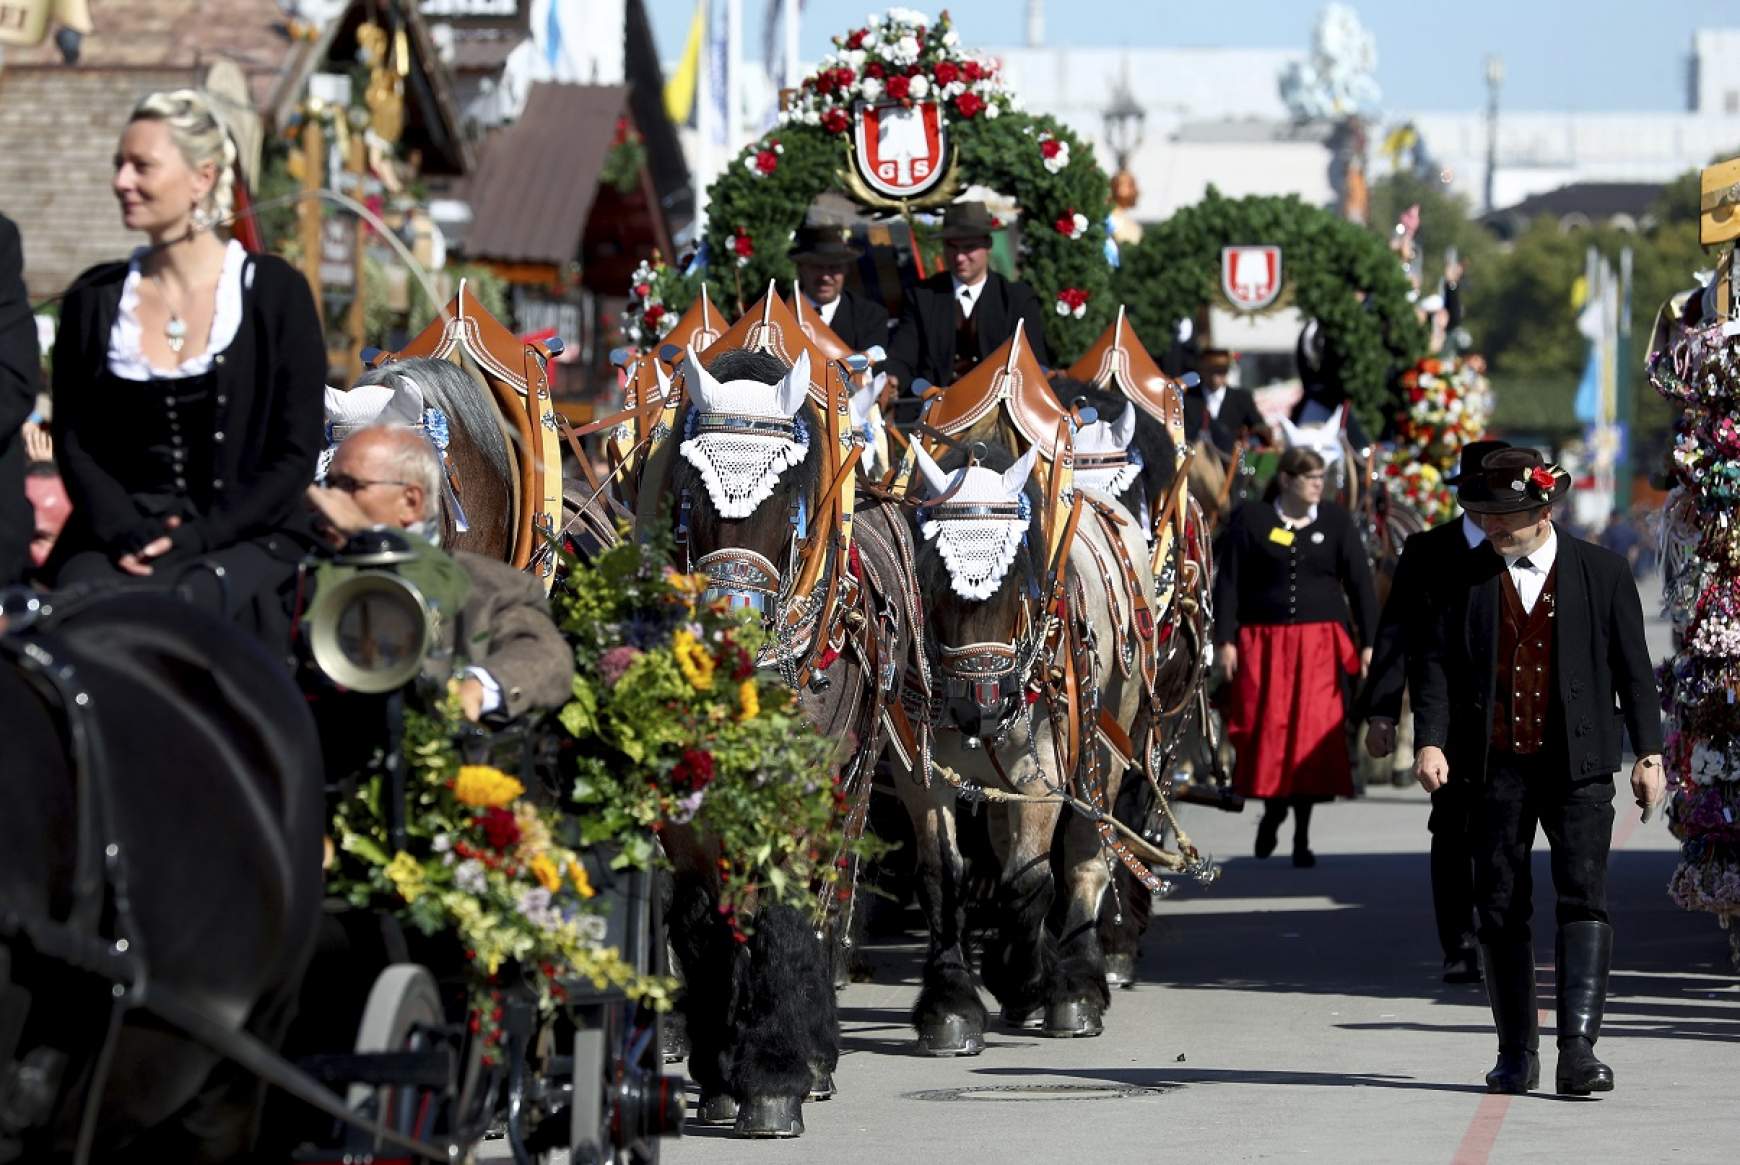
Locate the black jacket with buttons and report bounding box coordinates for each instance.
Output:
[1212,500,1377,648]
[51,252,324,559]
[1412,525,1662,783]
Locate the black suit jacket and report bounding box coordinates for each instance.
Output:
[884,270,1051,390]
[1413,525,1662,784]
[1184,385,1267,455]
[818,288,890,353]
[1356,517,1480,722]
[0,216,40,585]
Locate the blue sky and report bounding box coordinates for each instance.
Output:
[643,0,1740,113]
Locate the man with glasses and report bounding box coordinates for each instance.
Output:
[794,224,888,353]
[881,201,1050,395]
[307,424,571,724]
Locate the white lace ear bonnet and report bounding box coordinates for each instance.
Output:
[678,346,812,518]
[913,443,1039,601]
[1072,402,1143,497]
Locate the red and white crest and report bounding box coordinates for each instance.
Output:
[853,100,948,199]
[1220,245,1284,311]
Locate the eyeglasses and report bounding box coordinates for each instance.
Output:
[325,473,416,495]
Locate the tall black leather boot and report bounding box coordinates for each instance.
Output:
[1479,941,1539,1093]
[1555,921,1615,1095]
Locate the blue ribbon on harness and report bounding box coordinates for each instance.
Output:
[421,407,468,533]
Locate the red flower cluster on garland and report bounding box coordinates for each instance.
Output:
[752,149,779,176]
[954,92,984,118]
[822,108,849,135]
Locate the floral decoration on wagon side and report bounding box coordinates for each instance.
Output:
[328,693,669,1061]
[550,533,873,936]
[1386,354,1493,522]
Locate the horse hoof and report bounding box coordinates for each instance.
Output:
[732,1095,804,1138]
[1000,1006,1043,1031]
[808,1067,837,1101]
[694,1092,739,1125]
[916,1014,986,1057]
[1104,954,1137,989]
[1041,999,1104,1038]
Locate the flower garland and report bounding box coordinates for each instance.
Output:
[328,694,669,1060]
[1385,354,1493,523]
[551,534,876,935]
[1651,319,1740,945]
[623,257,699,349]
[681,8,1114,362]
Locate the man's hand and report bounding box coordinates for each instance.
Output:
[117,515,180,576]
[1215,643,1238,682]
[1414,745,1449,793]
[1366,717,1396,759]
[458,675,486,723]
[21,420,52,463]
[1631,755,1666,820]
[306,484,376,547]
[1358,646,1373,682]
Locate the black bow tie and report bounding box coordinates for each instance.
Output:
[1515,556,1536,571]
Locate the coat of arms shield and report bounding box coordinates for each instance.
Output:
[852,100,949,199]
[1220,245,1284,312]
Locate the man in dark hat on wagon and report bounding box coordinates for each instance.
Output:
[1358,438,1509,985]
[1183,347,1269,456]
[882,200,1050,393]
[793,224,888,354]
[1412,447,1664,1097]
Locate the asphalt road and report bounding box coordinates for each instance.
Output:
[651,569,1740,1164]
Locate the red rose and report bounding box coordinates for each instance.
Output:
[672,748,716,793]
[633,282,650,298]
[905,63,921,77]
[866,61,885,79]
[1055,213,1076,236]
[822,108,849,134]
[1040,139,1063,160]
[754,149,779,175]
[934,61,959,85]
[732,231,754,258]
[477,807,520,852]
[955,91,984,118]
[887,74,911,100]
[644,304,666,324]
[961,60,982,82]
[1529,466,1557,492]
[815,71,835,95]
[846,28,866,49]
[834,66,855,88]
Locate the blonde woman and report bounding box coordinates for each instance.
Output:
[48,90,323,625]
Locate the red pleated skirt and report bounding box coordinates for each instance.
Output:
[1224,621,1358,800]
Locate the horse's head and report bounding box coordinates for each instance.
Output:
[670,346,825,613]
[1275,404,1346,468]
[911,441,1043,741]
[1052,380,1177,538]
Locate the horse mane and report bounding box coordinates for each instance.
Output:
[1050,378,1176,514]
[668,348,827,564]
[356,357,514,488]
[913,442,1045,643]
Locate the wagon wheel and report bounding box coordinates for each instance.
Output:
[348,964,450,1143]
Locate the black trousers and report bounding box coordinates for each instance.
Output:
[1475,748,1615,943]
[1428,781,1478,958]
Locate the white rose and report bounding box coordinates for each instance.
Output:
[1072,302,1087,319]
[860,76,883,102]
[1055,299,1070,317]
[843,49,867,71]
[944,81,965,99]
[1072,212,1089,236]
[985,101,1000,119]
[892,35,921,65]
[943,29,959,46]
[909,74,930,98]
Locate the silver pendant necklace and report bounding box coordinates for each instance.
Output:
[151,272,188,354]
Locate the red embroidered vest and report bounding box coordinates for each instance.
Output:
[1491,564,1558,754]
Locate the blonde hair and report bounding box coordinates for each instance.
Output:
[128,89,238,228]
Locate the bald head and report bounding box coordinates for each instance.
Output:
[327,424,443,529]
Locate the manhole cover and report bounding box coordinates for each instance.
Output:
[904,1083,1180,1102]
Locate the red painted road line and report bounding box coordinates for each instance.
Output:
[1450,806,1646,1163]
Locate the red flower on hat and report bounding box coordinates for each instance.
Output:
[821,108,849,135]
[955,91,984,118]
[1527,465,1558,499]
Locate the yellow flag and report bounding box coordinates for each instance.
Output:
[664,0,706,125]
[1570,274,1589,311]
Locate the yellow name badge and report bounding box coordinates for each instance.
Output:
[1268,526,1296,547]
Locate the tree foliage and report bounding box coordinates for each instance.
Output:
[1114,187,1426,436]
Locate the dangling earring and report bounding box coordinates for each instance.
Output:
[190,202,214,232]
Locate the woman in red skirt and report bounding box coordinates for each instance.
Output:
[1214,447,1377,865]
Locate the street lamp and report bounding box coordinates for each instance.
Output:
[1102,68,1147,173]
[1483,54,1504,216]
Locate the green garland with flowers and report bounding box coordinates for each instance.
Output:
[674,8,1113,362]
[327,693,671,1061]
[550,535,871,936]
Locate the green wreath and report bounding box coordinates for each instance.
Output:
[680,9,1113,364]
[1114,188,1427,437]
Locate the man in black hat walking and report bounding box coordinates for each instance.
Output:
[882,201,1050,392]
[793,224,889,353]
[1412,447,1664,1097]
[1358,438,1509,985]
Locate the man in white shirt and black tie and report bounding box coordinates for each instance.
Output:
[1412,447,1664,1098]
[793,225,888,353]
[882,201,1050,394]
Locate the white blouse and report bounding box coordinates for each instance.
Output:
[107,238,248,381]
